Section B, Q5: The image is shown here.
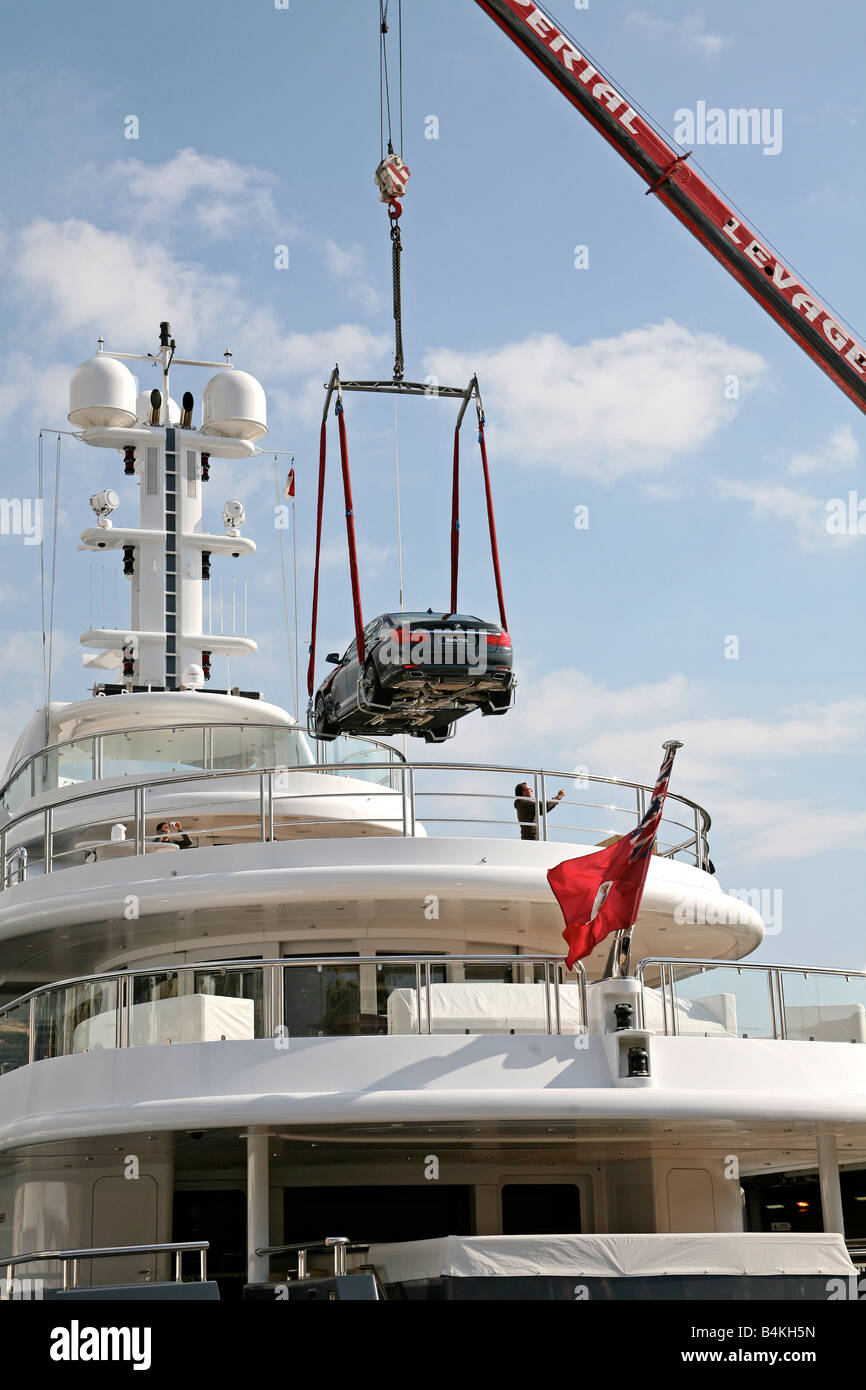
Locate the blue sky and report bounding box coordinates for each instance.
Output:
[0,0,864,967]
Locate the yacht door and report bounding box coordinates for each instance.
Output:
[90,1173,159,1287]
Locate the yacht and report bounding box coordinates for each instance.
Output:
[0,327,863,1302]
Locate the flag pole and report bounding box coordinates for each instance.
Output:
[607,739,683,980]
[292,488,299,722]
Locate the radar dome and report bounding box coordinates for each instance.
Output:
[134,390,181,426]
[201,369,267,441]
[68,355,137,429]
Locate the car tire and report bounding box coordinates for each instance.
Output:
[314,693,338,742]
[361,658,390,708]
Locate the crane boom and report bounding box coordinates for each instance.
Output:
[474,0,866,415]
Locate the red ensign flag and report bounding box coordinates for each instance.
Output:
[548,741,683,969]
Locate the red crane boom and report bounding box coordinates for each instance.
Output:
[474,0,866,415]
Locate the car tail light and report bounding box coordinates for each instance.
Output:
[486,632,511,648]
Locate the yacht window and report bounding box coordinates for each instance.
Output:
[501,1183,582,1236]
[102,727,207,777]
[212,725,314,772]
[282,1185,473,1247]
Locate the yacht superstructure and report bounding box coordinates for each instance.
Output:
[0,331,864,1302]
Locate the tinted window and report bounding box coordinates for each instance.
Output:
[501,1183,582,1235]
[283,1185,473,1245]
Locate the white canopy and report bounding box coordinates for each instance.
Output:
[366,1232,856,1282]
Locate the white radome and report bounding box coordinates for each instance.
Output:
[68,355,137,429]
[201,369,268,441]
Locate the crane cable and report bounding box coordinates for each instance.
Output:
[376,1,409,382]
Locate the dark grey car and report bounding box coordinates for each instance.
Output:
[313,611,515,743]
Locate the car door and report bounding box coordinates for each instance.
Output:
[331,639,357,713]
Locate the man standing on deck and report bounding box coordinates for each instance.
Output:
[514,782,565,841]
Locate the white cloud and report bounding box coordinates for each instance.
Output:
[627,10,730,56]
[103,148,282,239]
[323,239,381,315]
[715,478,844,551]
[0,355,73,431]
[10,217,390,424]
[299,537,392,580]
[426,321,765,479]
[789,424,859,476]
[442,667,866,862]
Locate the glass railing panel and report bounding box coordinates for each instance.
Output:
[212,725,315,772]
[780,970,866,1043]
[323,737,399,786]
[3,766,31,815]
[56,739,96,789]
[283,961,370,1036]
[376,958,446,1034]
[33,978,118,1059]
[101,727,207,778]
[420,960,575,1035]
[129,971,180,1046]
[192,966,264,1038]
[669,964,773,1038]
[0,1000,30,1073]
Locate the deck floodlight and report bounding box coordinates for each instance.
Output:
[223,499,245,536]
[90,488,119,528]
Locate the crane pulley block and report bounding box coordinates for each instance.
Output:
[374,153,411,211]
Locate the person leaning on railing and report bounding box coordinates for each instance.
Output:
[514,782,565,841]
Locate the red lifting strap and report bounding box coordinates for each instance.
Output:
[307,419,328,698]
[477,414,508,633]
[337,404,366,666]
[449,403,508,633]
[307,401,367,702]
[449,424,460,615]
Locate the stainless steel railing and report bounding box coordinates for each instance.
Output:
[0,720,405,815]
[255,1237,362,1280]
[0,954,588,1076]
[636,957,866,1041]
[0,759,712,890]
[0,1241,208,1291]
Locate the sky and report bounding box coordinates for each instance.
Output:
[0,0,864,968]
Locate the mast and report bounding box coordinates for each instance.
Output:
[70,323,267,691]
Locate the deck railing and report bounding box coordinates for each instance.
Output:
[0,760,712,890]
[0,1241,208,1293]
[0,954,588,1075]
[636,957,866,1043]
[1,953,863,1077]
[0,722,405,815]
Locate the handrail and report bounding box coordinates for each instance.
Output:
[255,1237,363,1279]
[0,955,588,1072]
[0,759,713,888]
[636,956,866,1040]
[0,720,405,810]
[637,956,866,979]
[0,1241,208,1290]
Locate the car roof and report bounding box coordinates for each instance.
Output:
[378,611,491,624]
